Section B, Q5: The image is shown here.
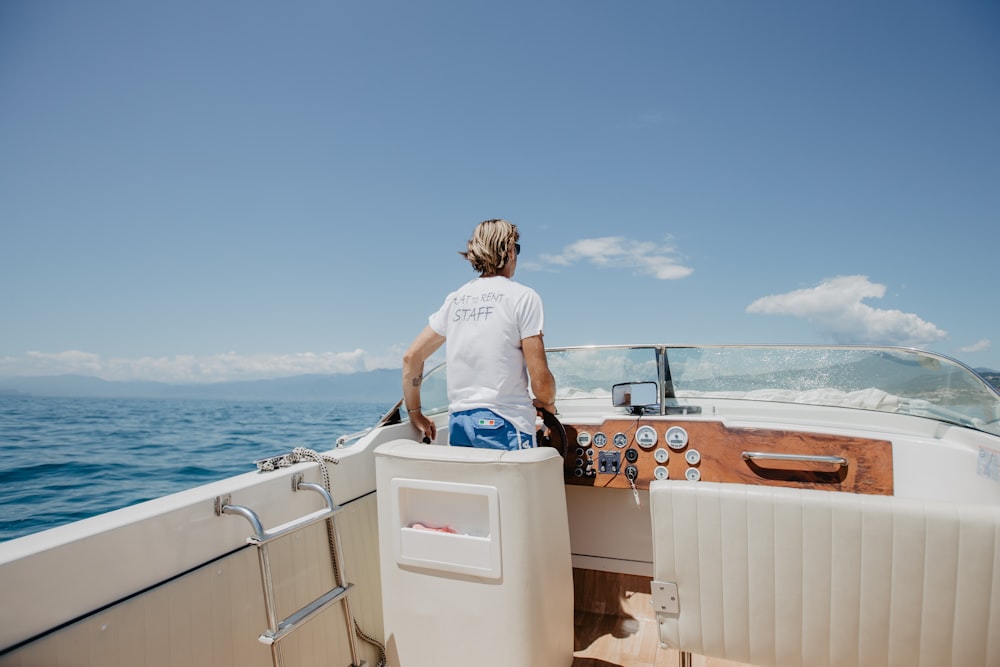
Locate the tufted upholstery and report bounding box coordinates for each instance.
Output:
[650,481,1000,667]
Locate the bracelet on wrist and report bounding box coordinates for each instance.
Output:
[407,407,421,413]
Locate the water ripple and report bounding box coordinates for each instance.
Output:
[0,396,391,541]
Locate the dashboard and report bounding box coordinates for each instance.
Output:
[560,418,894,496]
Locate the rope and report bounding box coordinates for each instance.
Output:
[354,619,388,667]
[255,447,340,473]
[259,447,388,667]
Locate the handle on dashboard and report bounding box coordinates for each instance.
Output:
[741,451,848,470]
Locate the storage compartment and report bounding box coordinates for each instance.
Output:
[375,440,574,667]
[390,478,501,579]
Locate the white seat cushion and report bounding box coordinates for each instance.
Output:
[650,481,1000,667]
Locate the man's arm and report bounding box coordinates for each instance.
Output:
[402,325,446,441]
[522,334,556,414]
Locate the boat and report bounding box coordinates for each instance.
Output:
[2,344,999,667]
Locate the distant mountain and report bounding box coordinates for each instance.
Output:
[976,369,1000,391]
[0,368,402,403]
[4,364,998,400]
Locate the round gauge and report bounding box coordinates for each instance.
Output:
[654,448,670,464]
[685,467,701,481]
[685,449,701,465]
[576,431,592,447]
[613,432,629,448]
[665,426,689,450]
[654,466,669,480]
[593,432,608,448]
[635,425,658,449]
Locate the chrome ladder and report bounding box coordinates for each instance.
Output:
[217,473,366,667]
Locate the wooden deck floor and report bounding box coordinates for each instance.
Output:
[571,569,748,667]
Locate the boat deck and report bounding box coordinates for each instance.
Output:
[571,569,747,667]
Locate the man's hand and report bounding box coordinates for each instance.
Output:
[533,397,557,416]
[410,411,437,442]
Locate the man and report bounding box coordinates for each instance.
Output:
[402,218,556,449]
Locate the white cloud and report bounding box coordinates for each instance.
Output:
[746,275,948,347]
[0,349,392,383]
[22,350,104,374]
[536,236,693,280]
[959,339,992,354]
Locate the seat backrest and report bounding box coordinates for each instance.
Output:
[649,480,1000,667]
[375,440,574,667]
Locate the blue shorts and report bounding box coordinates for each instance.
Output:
[449,409,536,450]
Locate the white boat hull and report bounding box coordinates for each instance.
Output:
[4,345,1000,666]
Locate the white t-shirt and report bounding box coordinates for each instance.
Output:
[428,276,545,433]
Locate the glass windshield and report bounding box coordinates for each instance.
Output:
[667,346,999,427]
[545,345,1000,436]
[418,346,661,412]
[548,346,659,399]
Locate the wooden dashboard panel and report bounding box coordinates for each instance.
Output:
[561,418,894,495]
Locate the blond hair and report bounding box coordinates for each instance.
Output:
[461,218,520,275]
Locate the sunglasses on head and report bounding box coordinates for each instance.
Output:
[514,242,521,255]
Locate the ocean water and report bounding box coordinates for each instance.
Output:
[0,395,394,542]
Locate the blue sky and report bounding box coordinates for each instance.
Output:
[1,0,998,383]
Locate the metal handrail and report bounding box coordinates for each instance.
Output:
[220,479,341,544]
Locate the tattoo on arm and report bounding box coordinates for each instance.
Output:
[410,377,422,388]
